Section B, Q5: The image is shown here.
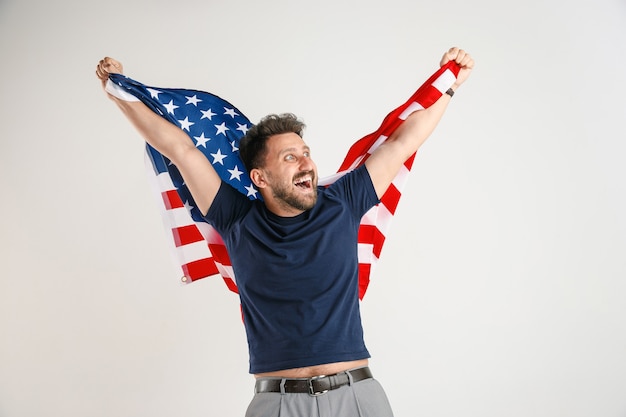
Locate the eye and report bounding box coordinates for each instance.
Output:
[284,154,295,161]
[303,151,310,158]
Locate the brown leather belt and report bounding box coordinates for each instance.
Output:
[254,366,373,396]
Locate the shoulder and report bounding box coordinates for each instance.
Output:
[204,181,254,224]
[321,166,379,214]
[325,165,375,195]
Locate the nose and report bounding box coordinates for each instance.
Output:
[299,155,315,172]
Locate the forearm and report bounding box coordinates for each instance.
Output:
[110,96,193,163]
[365,85,458,197]
[392,86,455,159]
[96,57,186,157]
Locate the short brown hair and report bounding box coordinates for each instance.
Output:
[239,113,306,171]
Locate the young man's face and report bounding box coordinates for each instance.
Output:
[255,132,318,216]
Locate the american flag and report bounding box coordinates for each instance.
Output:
[107,61,460,299]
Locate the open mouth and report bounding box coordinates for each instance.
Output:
[294,174,313,189]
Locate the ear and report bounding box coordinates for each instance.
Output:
[249,168,267,188]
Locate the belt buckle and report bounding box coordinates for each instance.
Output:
[308,375,329,396]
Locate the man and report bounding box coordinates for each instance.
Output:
[96,47,474,417]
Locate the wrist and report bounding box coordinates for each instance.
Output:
[445,83,461,98]
[105,79,140,102]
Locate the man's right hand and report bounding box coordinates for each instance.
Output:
[95,57,124,92]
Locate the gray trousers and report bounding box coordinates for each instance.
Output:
[245,376,394,417]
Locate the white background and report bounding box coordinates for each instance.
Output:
[1,0,625,416]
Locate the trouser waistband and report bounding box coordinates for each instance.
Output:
[254,366,373,396]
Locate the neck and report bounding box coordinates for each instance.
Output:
[263,198,306,218]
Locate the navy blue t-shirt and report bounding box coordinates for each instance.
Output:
[205,165,380,373]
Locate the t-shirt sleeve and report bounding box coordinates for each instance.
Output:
[203,181,253,232]
[328,165,380,217]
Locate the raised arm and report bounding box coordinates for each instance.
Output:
[95,57,221,215]
[364,47,474,198]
